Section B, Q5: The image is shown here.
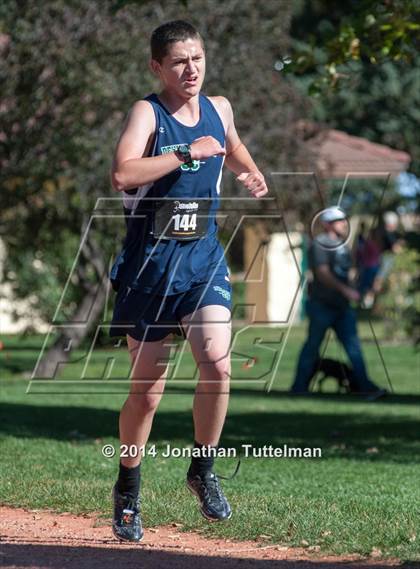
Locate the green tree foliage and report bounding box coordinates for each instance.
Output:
[290,0,419,89]
[376,239,420,344]
[288,0,419,177]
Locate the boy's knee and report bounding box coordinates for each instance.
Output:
[201,356,231,382]
[127,391,162,414]
[214,358,231,381]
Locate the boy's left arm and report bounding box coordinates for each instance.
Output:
[217,97,268,198]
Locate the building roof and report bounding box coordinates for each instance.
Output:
[307,128,411,178]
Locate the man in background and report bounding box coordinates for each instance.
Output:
[290,207,386,399]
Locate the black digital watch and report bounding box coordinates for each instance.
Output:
[176,144,193,166]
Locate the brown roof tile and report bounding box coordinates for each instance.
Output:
[307,128,411,178]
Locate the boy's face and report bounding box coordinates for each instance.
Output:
[152,37,205,98]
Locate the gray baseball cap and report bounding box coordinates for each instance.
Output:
[320,206,347,223]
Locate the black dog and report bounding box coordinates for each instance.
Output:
[309,357,356,393]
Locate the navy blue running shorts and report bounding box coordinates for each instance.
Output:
[110,273,232,342]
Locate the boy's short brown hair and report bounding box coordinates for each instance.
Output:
[151,20,203,63]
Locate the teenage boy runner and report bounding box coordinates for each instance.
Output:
[109,20,268,542]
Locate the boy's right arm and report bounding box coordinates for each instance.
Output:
[111,101,184,192]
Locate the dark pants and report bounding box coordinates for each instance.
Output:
[291,298,378,393]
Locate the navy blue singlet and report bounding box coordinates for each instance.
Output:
[110,93,228,296]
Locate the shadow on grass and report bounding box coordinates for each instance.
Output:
[180,388,420,406]
[0,360,30,374]
[1,399,419,464]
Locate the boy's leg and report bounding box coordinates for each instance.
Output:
[119,334,171,468]
[181,305,231,447]
[113,333,171,542]
[180,304,233,521]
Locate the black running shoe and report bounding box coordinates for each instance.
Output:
[187,471,232,521]
[112,484,143,542]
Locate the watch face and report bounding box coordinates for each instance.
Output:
[178,144,189,155]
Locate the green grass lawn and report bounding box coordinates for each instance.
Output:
[1,325,419,561]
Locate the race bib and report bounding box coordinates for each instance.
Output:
[152,198,211,240]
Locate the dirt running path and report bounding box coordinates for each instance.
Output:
[0,506,417,568]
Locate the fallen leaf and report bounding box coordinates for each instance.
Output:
[308,545,321,552]
[370,547,382,558]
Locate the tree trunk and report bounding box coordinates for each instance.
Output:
[33,279,108,379]
[33,237,109,379]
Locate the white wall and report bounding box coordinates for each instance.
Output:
[267,232,302,323]
[0,240,49,334]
